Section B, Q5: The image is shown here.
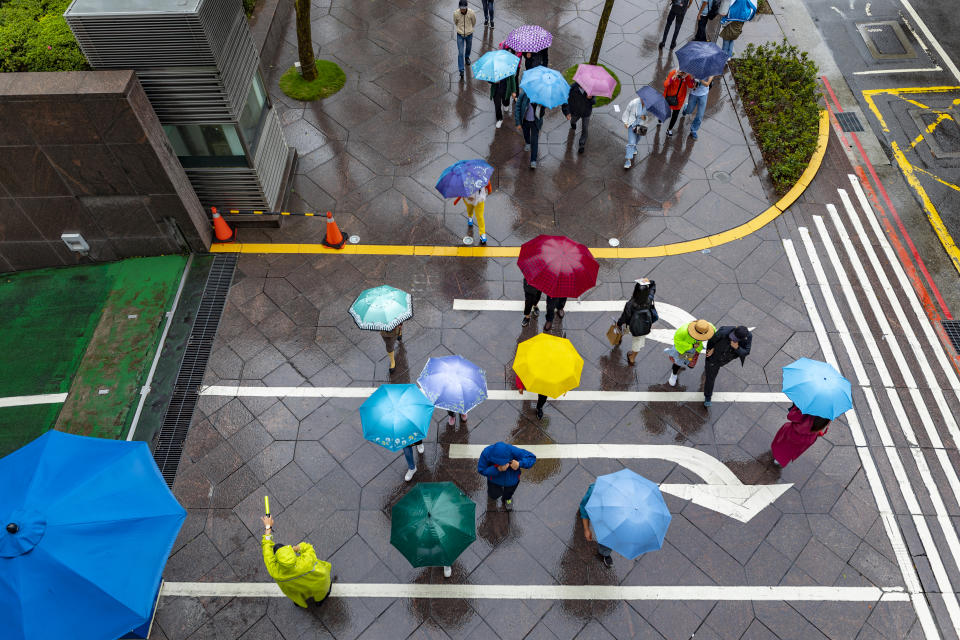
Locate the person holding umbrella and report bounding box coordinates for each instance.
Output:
[681,75,713,140]
[773,358,851,466]
[350,285,413,376]
[702,325,751,407]
[514,89,546,169]
[477,441,537,510]
[665,319,715,387]
[514,332,584,420]
[521,277,542,327]
[663,69,695,136]
[360,384,434,482]
[579,482,614,567]
[391,482,476,578]
[472,49,520,128]
[417,355,488,428]
[261,516,333,607]
[515,66,568,169]
[623,87,669,169]
[771,406,831,468]
[582,469,672,560]
[504,25,552,70]
[436,159,495,244]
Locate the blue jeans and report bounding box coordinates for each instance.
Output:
[402,446,415,470]
[626,126,643,159]
[683,92,708,135]
[721,38,735,56]
[457,33,473,72]
[482,0,494,22]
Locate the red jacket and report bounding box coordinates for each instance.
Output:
[663,70,695,110]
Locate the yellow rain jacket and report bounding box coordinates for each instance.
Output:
[261,536,332,608]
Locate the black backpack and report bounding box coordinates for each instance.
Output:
[707,0,721,19]
[630,307,654,336]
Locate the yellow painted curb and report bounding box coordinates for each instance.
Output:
[211,110,830,259]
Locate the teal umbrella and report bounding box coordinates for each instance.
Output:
[349,285,413,331]
[391,482,476,567]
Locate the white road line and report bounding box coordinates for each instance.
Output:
[0,393,68,408]
[852,66,943,75]
[452,299,696,328]
[160,581,909,602]
[198,386,789,403]
[783,238,939,638]
[898,0,960,83]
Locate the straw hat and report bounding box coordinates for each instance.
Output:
[688,319,715,341]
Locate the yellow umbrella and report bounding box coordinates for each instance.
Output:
[513,333,584,398]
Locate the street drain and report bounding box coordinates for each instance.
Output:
[943,321,960,355]
[857,21,916,60]
[836,112,865,133]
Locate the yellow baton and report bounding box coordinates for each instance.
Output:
[264,495,270,516]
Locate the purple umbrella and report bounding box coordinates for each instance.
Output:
[572,64,617,99]
[504,25,552,53]
[636,86,670,123]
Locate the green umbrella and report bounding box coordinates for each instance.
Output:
[349,285,413,331]
[390,482,476,567]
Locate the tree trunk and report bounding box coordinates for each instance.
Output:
[589,0,615,66]
[294,0,317,81]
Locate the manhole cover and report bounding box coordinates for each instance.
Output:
[462,236,474,245]
[857,21,916,60]
[909,108,960,159]
[712,171,732,183]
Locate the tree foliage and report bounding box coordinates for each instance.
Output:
[0,0,89,72]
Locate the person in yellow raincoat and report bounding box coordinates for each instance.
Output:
[261,516,332,608]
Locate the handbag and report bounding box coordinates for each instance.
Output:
[633,124,648,136]
[606,324,623,346]
[664,81,680,106]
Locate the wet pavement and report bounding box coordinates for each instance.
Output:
[155,0,960,638]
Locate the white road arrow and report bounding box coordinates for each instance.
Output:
[449,443,791,523]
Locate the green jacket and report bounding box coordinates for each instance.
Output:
[262,536,332,608]
[490,74,517,100]
[673,321,715,354]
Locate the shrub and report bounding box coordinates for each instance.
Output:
[562,63,620,108]
[0,0,88,72]
[243,0,256,17]
[730,39,820,195]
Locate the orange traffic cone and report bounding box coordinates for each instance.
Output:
[322,211,346,249]
[211,207,234,242]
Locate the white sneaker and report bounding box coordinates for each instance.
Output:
[496,120,503,128]
[443,566,452,578]
[668,373,678,387]
[417,443,425,454]
[404,467,417,482]
[624,159,631,169]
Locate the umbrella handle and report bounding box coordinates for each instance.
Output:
[453,197,461,205]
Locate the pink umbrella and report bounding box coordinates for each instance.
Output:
[572,64,617,99]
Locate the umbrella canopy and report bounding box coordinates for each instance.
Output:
[518,234,599,298]
[519,66,569,109]
[349,285,413,331]
[0,431,186,640]
[585,469,671,559]
[417,355,488,414]
[503,24,552,52]
[471,49,520,82]
[513,333,584,398]
[636,85,670,122]
[391,482,476,567]
[782,358,852,420]
[572,64,617,99]
[435,159,495,199]
[675,41,730,79]
[360,384,434,452]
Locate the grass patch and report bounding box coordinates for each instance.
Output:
[279,60,346,101]
[562,63,621,107]
[730,39,820,195]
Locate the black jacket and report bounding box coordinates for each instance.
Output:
[561,82,596,118]
[524,49,548,69]
[523,278,542,298]
[705,326,752,366]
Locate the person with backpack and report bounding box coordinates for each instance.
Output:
[616,279,658,366]
[663,69,695,136]
[694,0,721,41]
[659,0,691,50]
[665,319,715,386]
[514,88,547,169]
[561,81,596,154]
[702,325,751,407]
[718,0,757,56]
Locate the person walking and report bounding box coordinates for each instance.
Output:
[718,17,743,56]
[462,186,489,244]
[681,75,713,140]
[380,323,403,374]
[447,410,468,426]
[561,81,596,154]
[693,0,720,41]
[616,278,658,366]
[663,69,695,136]
[659,0,692,50]
[621,95,649,169]
[523,49,548,70]
[490,71,516,128]
[702,325,751,407]
[665,319,715,386]
[718,0,756,56]
[543,295,566,332]
[454,0,476,81]
[521,277,542,327]
[261,516,332,608]
[515,371,549,420]
[771,405,830,467]
[481,0,494,27]
[514,88,546,169]
[401,438,426,482]
[580,482,613,567]
[477,441,536,510]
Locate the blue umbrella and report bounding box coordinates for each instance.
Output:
[360,384,434,452]
[675,41,730,79]
[782,358,852,420]
[472,49,520,82]
[635,86,670,123]
[519,66,569,109]
[1,431,186,640]
[584,469,671,559]
[416,355,488,414]
[435,159,495,199]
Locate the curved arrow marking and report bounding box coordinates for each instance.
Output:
[449,443,792,523]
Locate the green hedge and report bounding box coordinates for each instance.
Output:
[730,39,820,195]
[0,0,88,72]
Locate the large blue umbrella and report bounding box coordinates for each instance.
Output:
[584,469,671,559]
[435,159,494,199]
[472,49,520,82]
[519,66,569,109]
[416,355,488,414]
[360,384,434,452]
[675,41,730,79]
[0,431,186,640]
[782,358,852,420]
[636,86,670,123]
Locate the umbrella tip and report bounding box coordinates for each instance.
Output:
[6,523,18,534]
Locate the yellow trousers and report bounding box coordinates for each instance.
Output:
[465,201,486,235]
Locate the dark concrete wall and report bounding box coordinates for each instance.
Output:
[0,71,211,272]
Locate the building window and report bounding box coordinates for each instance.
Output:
[239,72,269,152]
[163,123,248,168]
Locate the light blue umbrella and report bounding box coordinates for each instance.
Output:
[417,355,488,414]
[519,66,569,109]
[584,469,671,559]
[782,358,852,420]
[472,50,520,82]
[360,384,434,452]
[349,285,413,331]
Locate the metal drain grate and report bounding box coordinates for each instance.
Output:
[944,321,960,355]
[836,112,865,133]
[153,254,237,486]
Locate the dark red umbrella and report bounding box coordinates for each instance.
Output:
[518,235,599,298]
